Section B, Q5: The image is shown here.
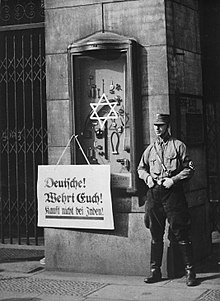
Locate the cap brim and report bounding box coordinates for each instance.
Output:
[154,122,167,125]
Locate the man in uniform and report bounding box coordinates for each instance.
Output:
[137,113,197,286]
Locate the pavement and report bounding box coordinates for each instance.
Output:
[0,233,219,301]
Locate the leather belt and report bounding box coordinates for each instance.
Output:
[155,179,165,186]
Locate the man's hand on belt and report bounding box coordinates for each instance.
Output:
[162,177,174,189]
[146,175,155,188]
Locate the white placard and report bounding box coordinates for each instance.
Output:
[37,165,114,229]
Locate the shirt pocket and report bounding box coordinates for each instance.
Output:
[149,158,161,174]
[164,152,178,171]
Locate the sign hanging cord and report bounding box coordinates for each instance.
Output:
[56,134,90,165]
[74,135,91,165]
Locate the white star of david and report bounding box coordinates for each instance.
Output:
[89,93,118,129]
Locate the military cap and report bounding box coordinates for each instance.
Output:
[154,114,170,125]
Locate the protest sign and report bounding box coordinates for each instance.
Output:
[37,165,114,229]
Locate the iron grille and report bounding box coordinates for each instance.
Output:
[0,25,47,245]
[206,103,219,200]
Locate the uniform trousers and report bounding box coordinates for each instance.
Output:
[144,183,191,244]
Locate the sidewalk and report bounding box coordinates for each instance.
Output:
[0,235,219,301]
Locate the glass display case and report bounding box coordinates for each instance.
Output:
[68,31,141,193]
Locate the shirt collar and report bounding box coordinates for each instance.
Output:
[157,132,171,144]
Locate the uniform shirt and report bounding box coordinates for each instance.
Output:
[137,134,194,184]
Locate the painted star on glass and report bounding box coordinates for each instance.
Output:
[89,93,118,129]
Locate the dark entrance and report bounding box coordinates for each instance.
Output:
[0,0,47,245]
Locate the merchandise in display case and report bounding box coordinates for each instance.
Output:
[68,31,141,193]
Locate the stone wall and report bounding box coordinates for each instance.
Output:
[44,0,211,275]
[45,0,169,158]
[165,0,211,258]
[166,0,206,199]
[44,0,171,276]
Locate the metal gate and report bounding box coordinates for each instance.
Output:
[206,103,220,232]
[206,103,219,201]
[0,0,47,245]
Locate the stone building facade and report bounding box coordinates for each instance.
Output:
[44,0,212,276]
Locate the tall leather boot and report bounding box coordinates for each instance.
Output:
[144,241,163,283]
[178,241,197,286]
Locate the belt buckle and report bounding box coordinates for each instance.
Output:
[157,179,163,185]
